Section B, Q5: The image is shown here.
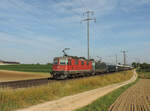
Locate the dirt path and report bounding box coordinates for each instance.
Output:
[108,79,150,111]
[0,70,49,82]
[16,70,137,111]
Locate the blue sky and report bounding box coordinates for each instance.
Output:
[0,0,150,64]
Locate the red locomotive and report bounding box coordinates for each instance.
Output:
[52,56,95,79]
[51,49,95,79]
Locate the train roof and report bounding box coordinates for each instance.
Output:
[117,65,131,67]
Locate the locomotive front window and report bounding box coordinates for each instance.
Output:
[60,59,68,65]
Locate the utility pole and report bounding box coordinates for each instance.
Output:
[115,54,118,65]
[121,51,128,66]
[81,10,96,60]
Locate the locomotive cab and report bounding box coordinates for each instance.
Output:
[52,57,69,79]
[53,57,68,70]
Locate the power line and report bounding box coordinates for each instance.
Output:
[121,50,128,65]
[115,54,118,65]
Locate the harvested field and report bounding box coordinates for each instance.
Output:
[108,79,150,111]
[0,70,50,82]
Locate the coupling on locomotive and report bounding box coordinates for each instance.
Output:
[51,49,132,79]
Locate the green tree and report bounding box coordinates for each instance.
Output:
[132,62,137,68]
[140,63,150,69]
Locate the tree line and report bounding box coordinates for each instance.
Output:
[132,62,150,71]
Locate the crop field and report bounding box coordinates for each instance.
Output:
[0,70,50,82]
[0,64,52,73]
[108,79,150,111]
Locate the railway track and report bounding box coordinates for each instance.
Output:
[0,73,107,89]
[0,78,54,89]
[0,70,130,89]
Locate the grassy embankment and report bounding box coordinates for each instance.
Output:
[0,64,52,73]
[0,70,133,111]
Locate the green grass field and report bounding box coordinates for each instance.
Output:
[0,70,133,111]
[0,64,52,73]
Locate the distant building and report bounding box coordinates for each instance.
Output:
[0,61,4,65]
[0,60,20,65]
